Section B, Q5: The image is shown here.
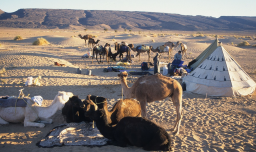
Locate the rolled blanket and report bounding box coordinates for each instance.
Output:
[0,97,31,107]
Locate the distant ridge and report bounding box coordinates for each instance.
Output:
[0,9,256,31]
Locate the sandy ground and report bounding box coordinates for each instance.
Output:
[0,28,256,152]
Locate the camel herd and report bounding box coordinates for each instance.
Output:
[78,34,188,63]
[0,34,186,151]
[0,71,183,151]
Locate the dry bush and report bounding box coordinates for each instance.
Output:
[237,41,250,47]
[196,34,205,37]
[246,36,253,40]
[151,34,157,37]
[112,39,116,41]
[32,37,50,45]
[152,39,155,42]
[252,44,256,47]
[14,35,23,41]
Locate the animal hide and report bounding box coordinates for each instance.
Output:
[0,97,30,107]
[37,122,108,148]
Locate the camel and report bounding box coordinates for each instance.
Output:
[117,71,183,135]
[114,42,131,61]
[82,99,172,151]
[88,38,100,48]
[128,44,151,62]
[180,42,188,58]
[62,96,92,123]
[164,41,180,60]
[78,34,93,46]
[84,95,141,126]
[0,91,73,128]
[92,43,110,64]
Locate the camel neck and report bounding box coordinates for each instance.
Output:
[95,110,115,140]
[120,78,132,98]
[36,100,60,119]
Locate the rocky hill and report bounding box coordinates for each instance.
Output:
[0,9,256,31]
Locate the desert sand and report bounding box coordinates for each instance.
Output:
[0,28,256,152]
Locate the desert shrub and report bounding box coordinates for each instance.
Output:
[84,29,87,32]
[237,41,250,47]
[196,34,205,37]
[14,35,23,41]
[152,39,155,42]
[151,34,157,37]
[104,28,108,32]
[246,36,253,40]
[231,42,234,46]
[32,37,50,45]
[114,30,117,33]
[252,44,256,47]
[112,39,116,41]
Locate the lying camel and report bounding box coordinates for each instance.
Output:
[82,99,172,151]
[0,91,73,127]
[118,71,183,135]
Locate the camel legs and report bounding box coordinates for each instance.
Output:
[24,119,45,128]
[140,99,148,118]
[38,118,53,124]
[171,97,183,135]
[147,51,150,62]
[0,116,9,124]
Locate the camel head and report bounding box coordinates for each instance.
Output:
[69,96,85,108]
[82,95,99,120]
[104,43,110,47]
[128,44,134,48]
[53,91,74,110]
[118,71,128,80]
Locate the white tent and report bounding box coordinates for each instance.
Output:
[183,44,256,97]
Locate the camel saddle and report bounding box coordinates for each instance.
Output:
[138,45,150,51]
[158,45,165,52]
[95,46,102,51]
[0,97,30,107]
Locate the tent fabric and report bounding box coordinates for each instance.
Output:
[183,46,256,97]
[189,38,218,70]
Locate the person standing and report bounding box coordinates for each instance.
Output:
[153,53,160,74]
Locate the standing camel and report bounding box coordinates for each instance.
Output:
[117,71,183,135]
[128,44,151,62]
[164,41,180,60]
[114,42,131,61]
[180,42,188,58]
[78,34,93,47]
[88,38,100,48]
[92,43,110,64]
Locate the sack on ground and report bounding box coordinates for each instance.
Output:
[141,62,150,70]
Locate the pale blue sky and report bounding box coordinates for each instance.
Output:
[1,0,256,18]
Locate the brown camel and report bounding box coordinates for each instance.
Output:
[117,71,183,135]
[88,38,100,48]
[128,44,151,62]
[78,34,93,46]
[164,41,180,60]
[180,42,188,58]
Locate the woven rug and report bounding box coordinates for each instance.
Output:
[37,122,108,148]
